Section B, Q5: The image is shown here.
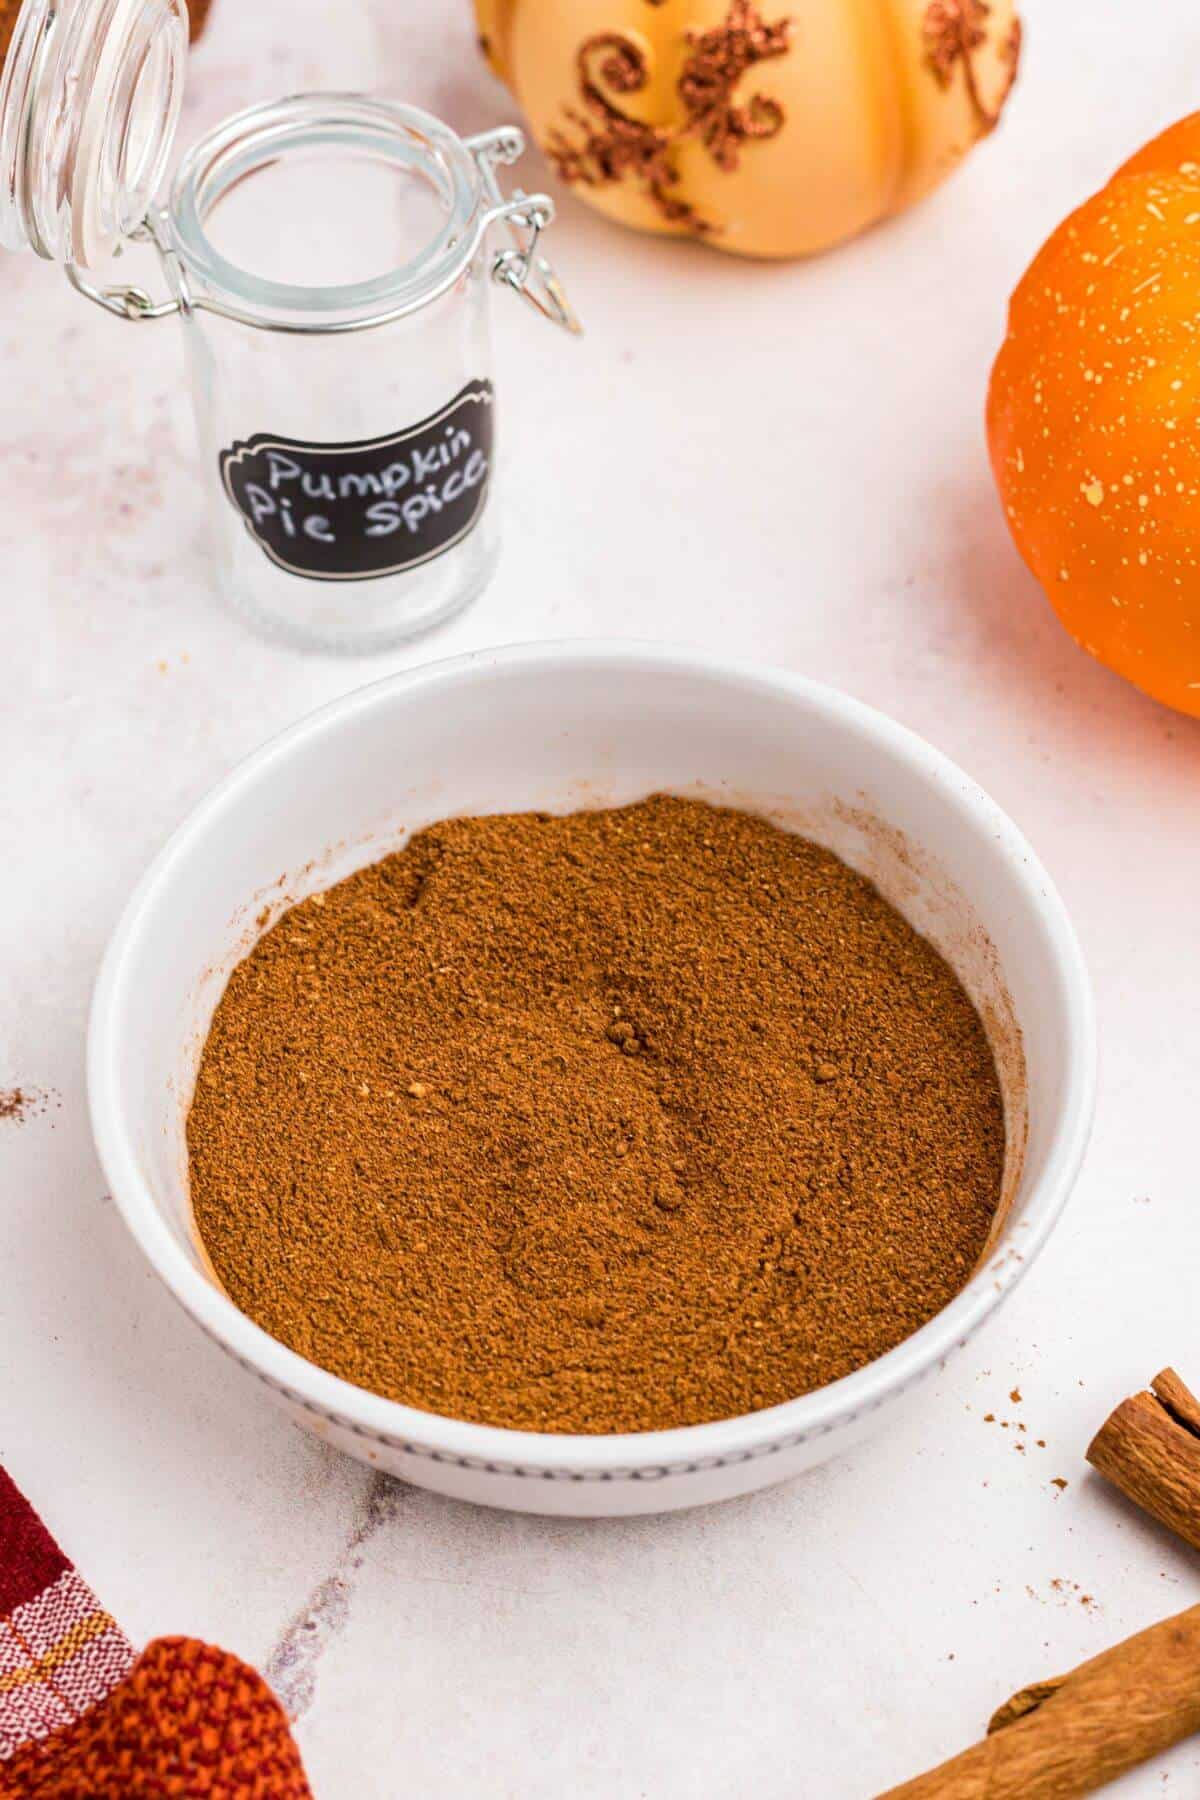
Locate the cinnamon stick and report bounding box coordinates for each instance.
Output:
[1086,1368,1200,1551]
[879,1368,1200,1797]
[877,1603,1200,1798]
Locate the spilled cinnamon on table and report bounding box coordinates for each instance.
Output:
[188,796,1005,1432]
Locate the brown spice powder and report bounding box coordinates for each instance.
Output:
[0,1086,55,1125]
[188,796,1005,1434]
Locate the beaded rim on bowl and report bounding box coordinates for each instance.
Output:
[87,641,1097,1481]
[182,1292,967,1481]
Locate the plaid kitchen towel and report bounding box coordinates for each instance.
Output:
[0,1466,134,1758]
[0,1466,312,1798]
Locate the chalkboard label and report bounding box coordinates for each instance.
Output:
[218,380,494,582]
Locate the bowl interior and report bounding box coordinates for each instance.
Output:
[97,648,1085,1424]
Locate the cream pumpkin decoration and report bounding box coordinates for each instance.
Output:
[475,0,1021,258]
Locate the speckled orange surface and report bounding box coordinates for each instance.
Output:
[0,1638,312,1799]
[988,113,1200,718]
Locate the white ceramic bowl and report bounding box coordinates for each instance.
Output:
[89,643,1095,1516]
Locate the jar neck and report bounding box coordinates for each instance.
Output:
[165,96,491,333]
[0,0,187,267]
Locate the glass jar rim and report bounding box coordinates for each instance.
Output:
[166,94,489,328]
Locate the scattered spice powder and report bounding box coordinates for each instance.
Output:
[1048,1577,1095,1608]
[188,797,1006,1433]
[0,1087,55,1125]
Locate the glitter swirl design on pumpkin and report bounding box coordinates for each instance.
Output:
[923,0,1020,134]
[679,3,790,171]
[547,35,692,226]
[546,1,792,236]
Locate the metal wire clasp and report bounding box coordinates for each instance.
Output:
[467,127,581,336]
[65,219,182,321]
[63,131,581,337]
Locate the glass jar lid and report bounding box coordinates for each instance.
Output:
[0,0,188,266]
[0,0,579,334]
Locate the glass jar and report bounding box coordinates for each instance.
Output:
[0,0,578,652]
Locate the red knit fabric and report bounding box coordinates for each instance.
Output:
[0,1470,312,1799]
[0,1638,312,1799]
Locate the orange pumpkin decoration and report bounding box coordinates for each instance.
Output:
[475,0,1021,259]
[988,114,1200,717]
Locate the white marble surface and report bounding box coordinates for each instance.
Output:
[3,1,1200,1794]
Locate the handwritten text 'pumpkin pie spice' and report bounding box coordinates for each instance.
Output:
[188,797,1005,1434]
